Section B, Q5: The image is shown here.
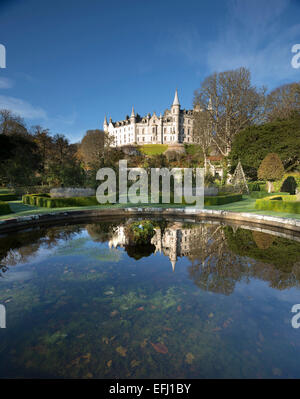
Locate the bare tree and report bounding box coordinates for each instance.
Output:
[192,107,212,173]
[266,82,300,122]
[193,67,266,156]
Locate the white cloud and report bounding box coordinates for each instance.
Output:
[205,0,299,86]
[0,95,47,119]
[0,77,14,89]
[168,0,299,88]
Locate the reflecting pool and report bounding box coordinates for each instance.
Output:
[0,217,300,378]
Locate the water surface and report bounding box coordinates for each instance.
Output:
[0,218,300,378]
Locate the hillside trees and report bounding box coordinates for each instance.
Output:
[229,115,300,179]
[0,110,84,188]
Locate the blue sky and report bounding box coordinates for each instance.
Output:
[0,0,299,143]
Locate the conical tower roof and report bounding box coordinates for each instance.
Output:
[130,106,135,117]
[172,88,180,106]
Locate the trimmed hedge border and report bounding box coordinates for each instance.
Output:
[0,193,19,201]
[204,194,242,206]
[22,193,243,208]
[250,191,288,199]
[22,194,99,208]
[255,196,300,214]
[0,201,12,216]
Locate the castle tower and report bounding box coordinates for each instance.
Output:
[130,106,135,122]
[171,88,180,137]
[130,106,136,143]
[169,228,178,272]
[158,113,163,144]
[103,115,108,132]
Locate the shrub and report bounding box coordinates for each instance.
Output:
[0,201,12,216]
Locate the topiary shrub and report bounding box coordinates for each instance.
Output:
[257,153,285,193]
[280,176,297,195]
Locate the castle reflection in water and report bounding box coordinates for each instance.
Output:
[108,222,229,271]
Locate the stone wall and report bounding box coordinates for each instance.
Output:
[50,187,95,198]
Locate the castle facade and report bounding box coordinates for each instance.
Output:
[103,89,195,147]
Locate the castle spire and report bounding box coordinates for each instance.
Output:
[172,88,180,106]
[131,106,135,117]
[171,259,176,272]
[104,115,108,125]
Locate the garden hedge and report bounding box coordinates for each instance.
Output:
[204,194,242,206]
[22,194,99,208]
[0,193,19,201]
[0,201,12,216]
[255,196,300,214]
[248,182,267,192]
[22,193,243,208]
[249,191,288,199]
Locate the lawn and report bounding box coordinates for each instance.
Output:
[138,144,168,155]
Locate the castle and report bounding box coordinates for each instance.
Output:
[103,89,195,147]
